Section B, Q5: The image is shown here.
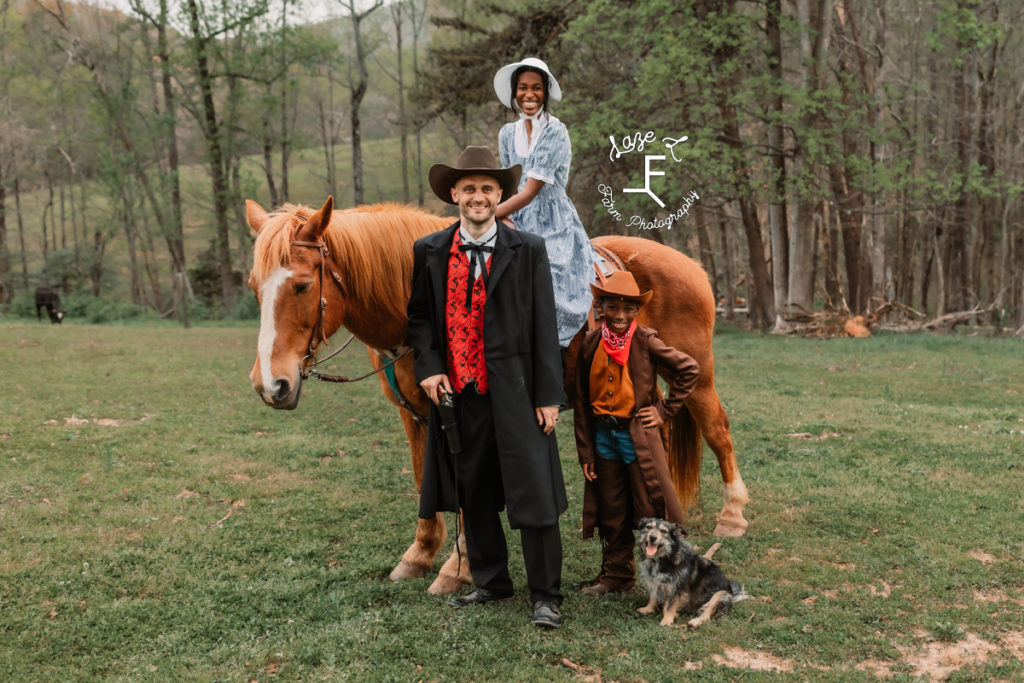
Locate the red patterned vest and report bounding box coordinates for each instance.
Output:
[445,230,490,393]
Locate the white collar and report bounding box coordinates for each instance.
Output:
[459,221,497,245]
[514,109,552,157]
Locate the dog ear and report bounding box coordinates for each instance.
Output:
[672,523,689,540]
[637,517,654,530]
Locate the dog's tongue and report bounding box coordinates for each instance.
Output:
[645,543,658,557]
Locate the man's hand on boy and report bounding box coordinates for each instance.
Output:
[637,406,664,428]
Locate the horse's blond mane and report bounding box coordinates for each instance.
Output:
[251,202,450,321]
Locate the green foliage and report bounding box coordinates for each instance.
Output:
[63,295,157,324]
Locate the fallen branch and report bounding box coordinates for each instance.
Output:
[778,301,1012,338]
[919,304,996,333]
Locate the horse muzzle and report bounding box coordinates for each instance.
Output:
[251,366,303,410]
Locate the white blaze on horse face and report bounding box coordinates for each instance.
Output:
[256,267,294,396]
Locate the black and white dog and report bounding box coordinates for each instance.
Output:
[35,286,65,324]
[636,518,749,627]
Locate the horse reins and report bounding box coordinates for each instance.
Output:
[290,237,426,424]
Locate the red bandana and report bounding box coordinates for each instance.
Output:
[600,319,636,366]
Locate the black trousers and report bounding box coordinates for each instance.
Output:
[455,387,562,605]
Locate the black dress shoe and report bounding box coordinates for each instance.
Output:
[447,587,514,609]
[531,600,562,629]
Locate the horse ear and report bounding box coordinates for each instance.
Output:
[247,200,269,234]
[302,196,334,241]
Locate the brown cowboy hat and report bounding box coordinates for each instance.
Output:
[429,146,521,205]
[590,270,653,305]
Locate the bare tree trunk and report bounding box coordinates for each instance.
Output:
[974,16,999,321]
[262,83,280,207]
[933,230,946,317]
[765,0,788,327]
[14,172,28,289]
[392,1,410,203]
[0,166,7,300]
[823,199,840,310]
[694,204,718,303]
[711,0,772,331]
[343,0,384,206]
[718,213,735,321]
[59,183,67,250]
[155,0,189,327]
[410,0,425,206]
[789,0,830,317]
[123,191,142,305]
[279,0,291,203]
[949,5,973,312]
[185,0,235,312]
[842,0,887,306]
[828,162,862,311]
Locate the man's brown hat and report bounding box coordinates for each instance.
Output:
[429,146,521,205]
[590,270,653,305]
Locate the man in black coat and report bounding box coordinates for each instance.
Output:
[406,146,567,628]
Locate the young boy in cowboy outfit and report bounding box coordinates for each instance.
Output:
[406,146,567,628]
[573,271,701,596]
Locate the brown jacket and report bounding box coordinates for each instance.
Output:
[573,325,700,539]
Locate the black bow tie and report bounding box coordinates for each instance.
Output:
[458,241,494,309]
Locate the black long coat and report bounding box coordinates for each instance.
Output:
[406,221,567,529]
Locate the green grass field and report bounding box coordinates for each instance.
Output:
[1,322,1022,681]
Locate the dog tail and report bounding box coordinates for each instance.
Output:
[729,580,750,602]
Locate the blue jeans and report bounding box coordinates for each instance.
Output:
[594,422,637,464]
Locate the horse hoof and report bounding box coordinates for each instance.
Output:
[389,560,430,581]
[427,573,469,595]
[713,512,748,537]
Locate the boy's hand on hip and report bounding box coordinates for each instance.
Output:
[636,406,664,428]
[536,405,558,434]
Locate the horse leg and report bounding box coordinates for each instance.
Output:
[685,382,749,537]
[428,515,472,594]
[372,351,451,582]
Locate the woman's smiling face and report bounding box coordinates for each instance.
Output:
[515,70,545,116]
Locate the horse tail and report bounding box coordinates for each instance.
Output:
[666,404,703,512]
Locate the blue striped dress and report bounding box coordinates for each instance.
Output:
[499,116,595,346]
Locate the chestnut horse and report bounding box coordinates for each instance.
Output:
[246,196,748,594]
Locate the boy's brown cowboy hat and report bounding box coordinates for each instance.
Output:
[590,271,653,305]
[429,146,521,205]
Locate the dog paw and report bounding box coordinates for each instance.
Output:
[637,606,656,615]
[659,616,676,626]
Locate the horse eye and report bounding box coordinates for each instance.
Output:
[295,282,312,294]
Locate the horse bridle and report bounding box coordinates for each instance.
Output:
[289,237,424,422]
[291,237,346,373]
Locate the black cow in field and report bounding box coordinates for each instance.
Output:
[35,286,65,324]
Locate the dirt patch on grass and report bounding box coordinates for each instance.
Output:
[853,659,895,678]
[973,588,1024,606]
[847,630,1024,680]
[711,646,796,672]
[968,548,996,565]
[45,414,154,427]
[898,632,1001,680]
